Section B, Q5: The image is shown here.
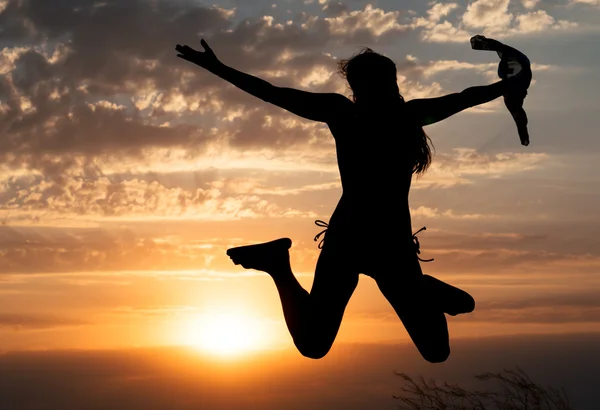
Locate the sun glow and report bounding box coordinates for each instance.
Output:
[181,313,273,357]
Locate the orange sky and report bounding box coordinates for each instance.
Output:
[2,0,600,408]
[1,0,600,374]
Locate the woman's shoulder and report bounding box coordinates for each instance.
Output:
[331,94,355,116]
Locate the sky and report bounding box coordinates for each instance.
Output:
[1,0,600,408]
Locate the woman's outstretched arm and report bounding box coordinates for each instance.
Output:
[209,63,351,123]
[406,80,510,126]
[176,39,351,123]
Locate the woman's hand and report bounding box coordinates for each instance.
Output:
[175,39,221,71]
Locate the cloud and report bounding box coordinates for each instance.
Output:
[427,2,460,21]
[421,60,497,79]
[481,291,600,311]
[410,3,472,43]
[0,145,552,226]
[0,0,421,187]
[475,306,600,323]
[0,225,231,274]
[516,10,578,33]
[321,1,348,17]
[410,2,460,27]
[414,240,600,275]
[411,0,578,43]
[411,206,496,220]
[522,0,540,9]
[0,313,88,330]
[570,0,600,5]
[412,148,550,189]
[0,172,320,221]
[0,218,331,275]
[0,0,591,265]
[112,305,197,317]
[323,4,408,39]
[220,177,340,196]
[418,20,472,43]
[352,292,600,324]
[433,148,548,175]
[6,0,558,192]
[462,0,514,32]
[470,290,600,323]
[396,54,520,89]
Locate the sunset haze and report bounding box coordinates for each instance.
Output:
[1,0,599,408]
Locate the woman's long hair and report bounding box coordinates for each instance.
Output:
[338,48,434,176]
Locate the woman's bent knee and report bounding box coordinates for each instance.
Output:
[465,294,475,313]
[295,339,333,360]
[421,345,450,363]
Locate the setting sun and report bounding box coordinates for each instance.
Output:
[181,313,273,357]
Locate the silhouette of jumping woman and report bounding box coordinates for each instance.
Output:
[175,38,531,362]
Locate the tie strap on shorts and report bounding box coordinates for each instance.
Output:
[411,226,434,262]
[313,220,329,249]
[313,220,434,262]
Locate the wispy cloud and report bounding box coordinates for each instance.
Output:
[0,313,88,330]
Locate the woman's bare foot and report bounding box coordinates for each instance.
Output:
[227,238,292,274]
[422,274,475,316]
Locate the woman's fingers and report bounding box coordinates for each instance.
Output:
[176,40,214,58]
[175,44,199,56]
[176,41,216,67]
[200,39,211,51]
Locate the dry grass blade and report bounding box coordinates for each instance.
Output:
[394,368,571,410]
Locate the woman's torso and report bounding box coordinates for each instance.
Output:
[326,100,416,239]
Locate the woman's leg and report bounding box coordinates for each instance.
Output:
[375,272,451,363]
[227,236,359,359]
[422,274,475,316]
[364,248,451,363]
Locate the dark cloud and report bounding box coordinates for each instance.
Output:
[1,1,235,175]
[322,2,349,17]
[0,0,412,177]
